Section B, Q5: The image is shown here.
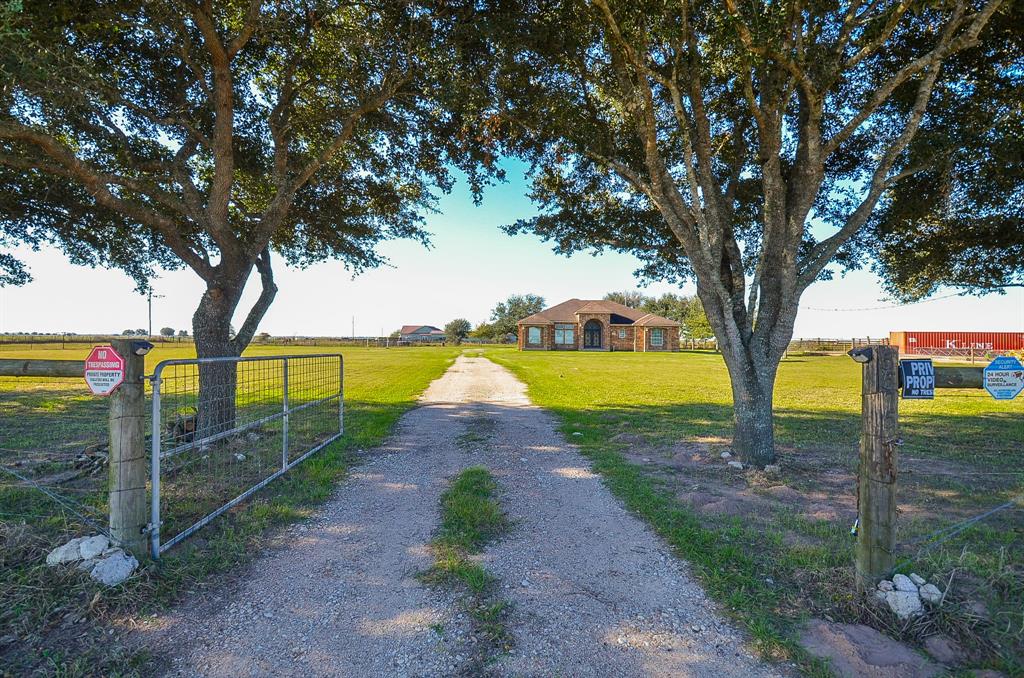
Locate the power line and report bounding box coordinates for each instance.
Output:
[802,291,969,312]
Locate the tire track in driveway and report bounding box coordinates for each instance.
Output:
[139,355,784,677]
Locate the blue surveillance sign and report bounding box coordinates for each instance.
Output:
[900,359,935,399]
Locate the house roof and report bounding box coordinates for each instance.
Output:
[518,299,680,327]
[400,325,445,335]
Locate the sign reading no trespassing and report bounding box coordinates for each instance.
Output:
[983,355,1024,401]
[84,345,125,396]
[899,358,935,399]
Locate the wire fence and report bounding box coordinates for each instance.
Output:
[0,375,111,542]
[149,354,343,556]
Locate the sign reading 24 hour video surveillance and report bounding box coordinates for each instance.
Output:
[984,355,1024,401]
[899,358,935,399]
[84,345,125,396]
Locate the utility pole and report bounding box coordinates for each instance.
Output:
[147,288,165,337]
[351,316,355,339]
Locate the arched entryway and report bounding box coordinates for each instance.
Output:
[583,319,603,349]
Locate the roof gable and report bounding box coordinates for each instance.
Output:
[400,325,444,335]
[518,299,679,327]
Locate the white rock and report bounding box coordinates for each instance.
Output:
[885,590,923,620]
[763,464,781,474]
[727,461,744,470]
[90,550,139,586]
[46,537,88,566]
[234,453,246,461]
[909,573,926,587]
[78,535,109,560]
[877,580,895,592]
[720,451,732,459]
[892,573,918,593]
[919,583,943,605]
[571,432,582,436]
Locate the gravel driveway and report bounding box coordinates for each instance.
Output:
[139,356,782,677]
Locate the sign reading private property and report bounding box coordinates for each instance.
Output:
[899,359,934,399]
[983,355,1024,400]
[84,345,125,395]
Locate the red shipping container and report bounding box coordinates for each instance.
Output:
[889,331,1024,355]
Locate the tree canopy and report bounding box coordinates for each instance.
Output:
[0,0,494,356]
[477,0,1008,464]
[444,318,472,344]
[490,293,545,336]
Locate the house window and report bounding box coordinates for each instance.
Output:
[617,328,627,339]
[527,327,542,345]
[554,323,575,345]
[650,328,665,347]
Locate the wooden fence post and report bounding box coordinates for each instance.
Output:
[108,339,148,556]
[849,345,900,593]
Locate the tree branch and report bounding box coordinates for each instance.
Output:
[230,246,278,352]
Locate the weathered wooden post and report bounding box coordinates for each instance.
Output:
[108,339,148,556]
[848,345,900,593]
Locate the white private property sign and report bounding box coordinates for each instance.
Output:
[84,345,126,395]
[983,355,1024,401]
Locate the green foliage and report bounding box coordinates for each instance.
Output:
[159,327,174,337]
[0,1,496,286]
[682,298,713,339]
[871,2,1024,300]
[489,293,544,336]
[641,293,693,325]
[444,318,472,345]
[602,290,651,308]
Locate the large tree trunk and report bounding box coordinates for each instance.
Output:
[192,285,242,440]
[698,283,795,468]
[189,250,279,442]
[721,349,778,467]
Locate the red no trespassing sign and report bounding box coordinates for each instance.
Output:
[84,345,125,396]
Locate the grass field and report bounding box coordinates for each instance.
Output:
[483,348,1023,676]
[0,343,462,676]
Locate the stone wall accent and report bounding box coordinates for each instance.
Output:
[576,313,612,351]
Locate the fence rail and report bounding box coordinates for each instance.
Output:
[148,353,343,557]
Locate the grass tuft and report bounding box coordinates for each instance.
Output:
[421,466,513,667]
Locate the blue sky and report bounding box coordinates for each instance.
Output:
[1,162,1021,338]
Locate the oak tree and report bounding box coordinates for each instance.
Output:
[486,0,1005,465]
[1,1,492,432]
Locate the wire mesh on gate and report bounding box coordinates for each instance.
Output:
[149,354,343,556]
[0,375,111,538]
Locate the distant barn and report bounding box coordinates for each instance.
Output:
[889,331,1024,357]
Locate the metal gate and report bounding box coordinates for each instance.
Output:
[148,354,343,557]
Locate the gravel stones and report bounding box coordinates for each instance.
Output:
[138,356,779,677]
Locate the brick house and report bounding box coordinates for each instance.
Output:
[517,299,680,352]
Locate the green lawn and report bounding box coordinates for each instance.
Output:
[0,344,462,676]
[483,348,1023,676]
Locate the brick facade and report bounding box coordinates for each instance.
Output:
[609,325,635,351]
[635,325,679,352]
[517,303,679,353]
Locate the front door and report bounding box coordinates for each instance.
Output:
[583,320,602,349]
